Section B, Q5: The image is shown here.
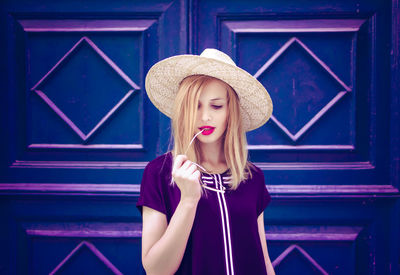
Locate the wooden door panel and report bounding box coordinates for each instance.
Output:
[14,18,156,155]
[3,1,185,183]
[1,1,187,274]
[0,0,398,274]
[193,1,399,274]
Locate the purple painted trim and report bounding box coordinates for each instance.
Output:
[18,19,156,32]
[253,37,295,79]
[253,37,351,142]
[31,36,139,90]
[26,229,141,238]
[0,184,398,198]
[267,233,359,241]
[264,226,362,241]
[295,38,351,92]
[84,37,140,90]
[34,90,86,140]
[391,0,400,191]
[293,91,348,141]
[3,192,136,197]
[272,244,329,275]
[0,183,140,193]
[25,223,142,238]
[24,224,361,241]
[27,144,143,149]
[267,185,399,195]
[255,161,373,170]
[224,19,366,33]
[11,160,147,169]
[10,160,372,170]
[84,89,135,141]
[31,36,140,91]
[254,37,351,90]
[221,20,360,148]
[390,3,400,273]
[49,241,123,275]
[248,145,355,150]
[31,36,139,141]
[273,194,400,199]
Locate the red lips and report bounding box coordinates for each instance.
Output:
[199,126,215,136]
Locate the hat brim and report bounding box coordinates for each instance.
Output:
[145,54,273,131]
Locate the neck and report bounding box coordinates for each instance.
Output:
[198,139,227,172]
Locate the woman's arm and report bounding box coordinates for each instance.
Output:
[141,155,202,275]
[257,212,275,275]
[141,199,198,275]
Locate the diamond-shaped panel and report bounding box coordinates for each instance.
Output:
[255,37,351,142]
[31,36,139,142]
[273,244,328,275]
[50,241,122,275]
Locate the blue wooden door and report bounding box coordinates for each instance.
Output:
[0,0,399,274]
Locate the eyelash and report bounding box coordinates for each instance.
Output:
[197,105,223,109]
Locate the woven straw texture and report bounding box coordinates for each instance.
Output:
[145,50,273,132]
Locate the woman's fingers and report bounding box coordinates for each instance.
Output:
[185,162,198,176]
[171,156,202,202]
[181,160,192,171]
[190,170,201,181]
[172,155,187,176]
[172,155,200,186]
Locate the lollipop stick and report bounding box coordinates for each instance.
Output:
[184,129,205,155]
[184,128,225,193]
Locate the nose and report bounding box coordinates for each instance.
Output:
[200,107,211,122]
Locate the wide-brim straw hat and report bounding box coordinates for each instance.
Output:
[145,48,273,131]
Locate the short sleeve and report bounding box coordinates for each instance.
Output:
[255,167,271,217]
[136,161,167,217]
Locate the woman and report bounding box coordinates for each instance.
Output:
[137,48,275,275]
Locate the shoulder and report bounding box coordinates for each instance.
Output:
[144,151,173,175]
[247,162,264,180]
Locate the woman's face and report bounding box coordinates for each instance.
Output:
[195,79,228,146]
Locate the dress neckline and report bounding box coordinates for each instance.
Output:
[166,152,229,176]
[201,168,230,177]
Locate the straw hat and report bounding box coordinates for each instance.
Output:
[145,48,273,131]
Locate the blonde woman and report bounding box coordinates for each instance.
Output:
[137,49,275,275]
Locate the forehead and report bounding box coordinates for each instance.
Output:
[199,79,228,101]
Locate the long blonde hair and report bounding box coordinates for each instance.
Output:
[170,75,253,190]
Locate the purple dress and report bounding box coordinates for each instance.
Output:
[136,152,271,275]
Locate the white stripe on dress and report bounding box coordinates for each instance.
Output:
[213,174,231,275]
[202,175,231,183]
[217,173,235,275]
[202,175,231,180]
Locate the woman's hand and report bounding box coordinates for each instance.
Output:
[171,155,202,203]
[142,155,201,274]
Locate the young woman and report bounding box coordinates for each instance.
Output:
[137,48,275,275]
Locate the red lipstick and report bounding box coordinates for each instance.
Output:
[199,126,215,136]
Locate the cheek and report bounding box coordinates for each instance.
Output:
[221,109,228,127]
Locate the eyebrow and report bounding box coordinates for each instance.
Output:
[210,98,225,101]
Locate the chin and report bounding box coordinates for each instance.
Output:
[199,135,224,144]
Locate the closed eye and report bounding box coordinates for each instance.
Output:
[212,105,223,109]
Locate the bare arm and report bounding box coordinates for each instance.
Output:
[142,199,198,275]
[141,155,201,275]
[258,212,275,275]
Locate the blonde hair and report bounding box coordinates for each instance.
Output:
[170,75,253,190]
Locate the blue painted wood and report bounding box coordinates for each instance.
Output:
[0,0,399,274]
